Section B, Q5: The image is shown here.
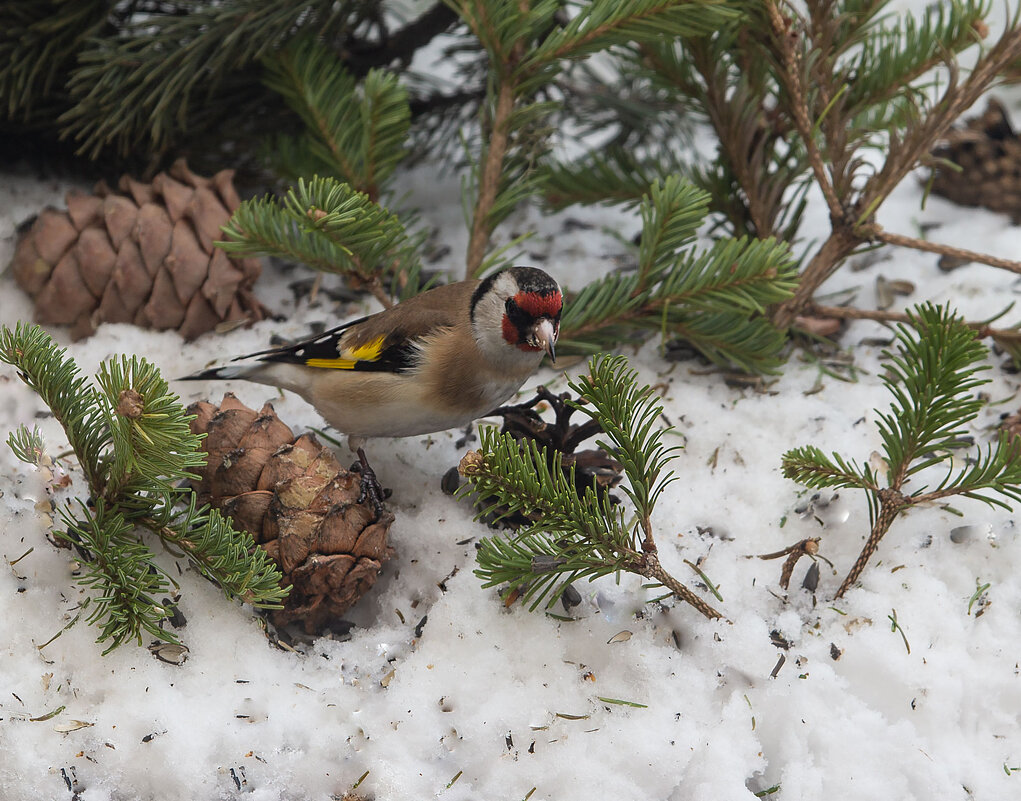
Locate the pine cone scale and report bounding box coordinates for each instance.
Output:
[75,227,116,298]
[35,252,92,325]
[135,203,174,274]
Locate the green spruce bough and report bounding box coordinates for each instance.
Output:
[461,354,723,621]
[221,172,797,374]
[782,304,1021,597]
[218,38,425,305]
[0,323,288,653]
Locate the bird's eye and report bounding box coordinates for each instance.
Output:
[505,298,516,314]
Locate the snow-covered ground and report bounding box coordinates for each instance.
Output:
[4,19,1021,801]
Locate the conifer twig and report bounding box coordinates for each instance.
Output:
[0,323,288,653]
[806,304,1021,345]
[217,176,428,308]
[463,354,724,621]
[764,0,844,223]
[864,226,1021,275]
[782,304,1021,597]
[772,15,1021,328]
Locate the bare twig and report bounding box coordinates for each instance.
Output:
[764,0,844,222]
[639,552,724,620]
[463,0,529,278]
[866,226,1021,276]
[807,303,1021,343]
[769,11,1021,330]
[835,488,906,598]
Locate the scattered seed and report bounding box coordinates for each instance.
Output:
[148,641,189,665]
[54,720,93,733]
[801,561,820,592]
[441,466,461,495]
[607,630,632,644]
[561,583,582,610]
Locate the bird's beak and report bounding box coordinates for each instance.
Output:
[532,318,558,364]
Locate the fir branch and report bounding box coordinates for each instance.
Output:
[59,500,176,654]
[449,0,737,276]
[0,0,108,123]
[0,322,109,489]
[94,355,206,505]
[59,0,363,158]
[841,2,988,123]
[151,501,288,608]
[463,354,723,620]
[540,148,658,210]
[557,177,798,371]
[468,431,635,610]
[875,305,987,485]
[781,304,1021,597]
[0,323,288,653]
[521,0,737,81]
[770,1,1021,327]
[263,38,411,200]
[217,176,423,308]
[780,446,876,492]
[541,0,1017,340]
[7,424,46,467]
[567,356,680,546]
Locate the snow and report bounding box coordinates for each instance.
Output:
[4,15,1021,801]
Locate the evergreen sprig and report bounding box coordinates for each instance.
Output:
[558,176,798,371]
[0,323,288,653]
[448,0,738,276]
[781,303,1021,597]
[538,0,1021,333]
[263,38,411,200]
[0,0,108,123]
[58,0,364,158]
[463,354,723,620]
[216,175,424,304]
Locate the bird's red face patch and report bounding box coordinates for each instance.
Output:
[513,291,562,318]
[501,290,562,349]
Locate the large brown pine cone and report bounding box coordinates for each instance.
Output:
[11,158,268,340]
[189,393,395,634]
[930,98,1021,222]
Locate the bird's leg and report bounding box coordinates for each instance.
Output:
[354,447,387,517]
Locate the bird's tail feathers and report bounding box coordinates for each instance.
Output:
[178,363,257,382]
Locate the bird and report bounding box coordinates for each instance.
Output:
[181,265,562,508]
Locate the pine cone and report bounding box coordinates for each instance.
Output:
[188,393,395,634]
[10,158,268,340]
[930,98,1021,223]
[466,387,623,529]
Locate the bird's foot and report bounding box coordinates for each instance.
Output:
[353,447,388,518]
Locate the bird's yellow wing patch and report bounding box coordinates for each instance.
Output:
[305,336,387,369]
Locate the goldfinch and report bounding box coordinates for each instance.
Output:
[182,264,562,447]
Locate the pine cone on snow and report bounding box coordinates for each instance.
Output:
[10,158,268,340]
[462,387,623,529]
[189,393,395,634]
[929,98,1021,223]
